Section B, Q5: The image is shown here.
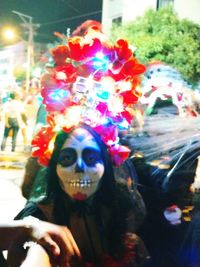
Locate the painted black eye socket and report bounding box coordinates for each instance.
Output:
[82,148,103,167]
[58,148,77,167]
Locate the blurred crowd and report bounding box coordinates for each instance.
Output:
[0,79,42,152]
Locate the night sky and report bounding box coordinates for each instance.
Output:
[0,0,102,43]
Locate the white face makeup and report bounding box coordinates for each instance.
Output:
[56,128,105,201]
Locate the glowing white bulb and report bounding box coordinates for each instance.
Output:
[108,96,123,113]
[48,136,56,152]
[56,71,67,80]
[64,106,82,127]
[118,81,132,92]
[95,52,104,59]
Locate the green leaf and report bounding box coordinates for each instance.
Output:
[110,6,200,85]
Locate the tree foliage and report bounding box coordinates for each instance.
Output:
[110,7,200,85]
[13,65,26,82]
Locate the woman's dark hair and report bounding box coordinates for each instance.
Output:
[42,124,132,257]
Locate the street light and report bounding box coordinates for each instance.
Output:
[12,10,40,93]
[3,28,16,41]
[1,26,19,44]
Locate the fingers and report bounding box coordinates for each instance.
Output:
[62,227,81,257]
[38,225,81,258]
[38,235,70,267]
[52,227,81,267]
[31,220,81,265]
[40,234,61,256]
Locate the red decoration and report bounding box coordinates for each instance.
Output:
[51,45,69,66]
[31,115,57,166]
[54,64,77,83]
[32,27,146,166]
[108,145,131,166]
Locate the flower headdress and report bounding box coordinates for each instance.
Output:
[32,27,146,166]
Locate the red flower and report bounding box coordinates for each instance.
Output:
[31,124,56,166]
[120,90,139,105]
[46,114,56,127]
[54,64,77,83]
[122,59,146,76]
[68,36,85,61]
[114,39,133,62]
[68,37,102,61]
[51,45,69,66]
[108,145,131,166]
[121,110,134,124]
[83,38,102,58]
[108,59,146,82]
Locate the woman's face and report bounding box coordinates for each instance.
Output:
[56,128,105,201]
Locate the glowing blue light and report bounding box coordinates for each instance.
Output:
[50,89,69,101]
[94,82,110,101]
[100,117,109,125]
[93,52,109,71]
[96,91,110,100]
[118,119,129,129]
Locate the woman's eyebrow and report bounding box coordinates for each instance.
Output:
[83,147,100,151]
[60,147,75,153]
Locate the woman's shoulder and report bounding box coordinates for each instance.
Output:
[115,180,146,228]
[14,201,48,221]
[114,180,134,210]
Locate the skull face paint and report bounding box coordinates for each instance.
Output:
[56,128,105,201]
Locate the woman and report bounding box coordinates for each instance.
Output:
[1,92,20,152]
[13,124,148,267]
[1,91,28,152]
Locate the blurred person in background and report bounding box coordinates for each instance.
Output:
[0,91,27,152]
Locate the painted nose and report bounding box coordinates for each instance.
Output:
[75,159,84,173]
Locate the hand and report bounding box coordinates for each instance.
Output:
[31,220,81,266]
[6,219,81,267]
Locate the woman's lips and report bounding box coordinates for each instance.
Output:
[73,192,87,201]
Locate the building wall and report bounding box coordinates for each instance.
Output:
[102,0,123,34]
[102,0,200,35]
[0,41,47,91]
[0,41,26,89]
[102,0,156,34]
[122,0,157,23]
[174,0,200,25]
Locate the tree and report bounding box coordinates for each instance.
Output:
[13,65,26,83]
[110,7,200,86]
